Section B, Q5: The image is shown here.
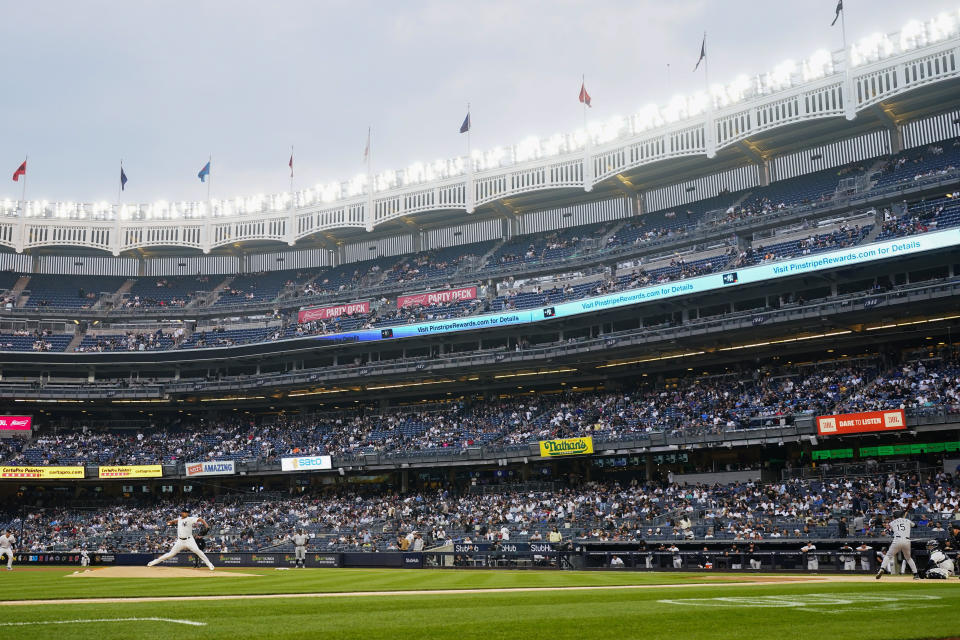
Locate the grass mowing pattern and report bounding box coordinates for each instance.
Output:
[0,570,957,640]
[0,568,755,601]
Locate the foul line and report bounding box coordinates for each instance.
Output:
[0,578,841,606]
[0,617,206,627]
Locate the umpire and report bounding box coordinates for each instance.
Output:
[192,521,209,569]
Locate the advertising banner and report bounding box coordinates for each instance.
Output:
[0,466,84,479]
[0,415,32,433]
[98,465,164,479]
[14,553,82,565]
[297,301,370,323]
[538,436,594,458]
[453,542,556,554]
[185,461,236,477]
[152,552,340,568]
[816,409,906,436]
[397,286,477,309]
[280,455,332,472]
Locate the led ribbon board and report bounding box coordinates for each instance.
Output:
[312,230,959,345]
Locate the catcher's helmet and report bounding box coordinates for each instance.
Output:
[926,539,939,550]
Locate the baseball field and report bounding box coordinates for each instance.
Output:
[0,568,957,640]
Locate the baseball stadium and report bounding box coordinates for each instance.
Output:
[2,2,960,639]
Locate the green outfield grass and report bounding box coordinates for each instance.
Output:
[0,567,757,600]
[0,569,957,640]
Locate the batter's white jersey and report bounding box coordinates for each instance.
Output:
[879,517,918,575]
[889,517,914,539]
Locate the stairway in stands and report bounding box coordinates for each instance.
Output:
[11,275,31,308]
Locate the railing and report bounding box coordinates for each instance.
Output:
[782,460,927,480]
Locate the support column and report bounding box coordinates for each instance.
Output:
[466,162,476,214]
[759,159,771,187]
[583,139,595,193]
[843,50,857,121]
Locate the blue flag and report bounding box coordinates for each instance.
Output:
[459,111,471,134]
[120,167,128,191]
[198,161,211,182]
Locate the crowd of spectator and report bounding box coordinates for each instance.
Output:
[3,351,957,466]
[2,469,957,554]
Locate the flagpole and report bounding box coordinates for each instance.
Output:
[365,126,373,232]
[207,154,212,202]
[466,102,472,165]
[365,126,372,198]
[21,155,28,211]
[366,127,372,177]
[702,32,710,99]
[118,159,123,205]
[290,144,295,196]
[839,3,849,66]
[581,74,588,131]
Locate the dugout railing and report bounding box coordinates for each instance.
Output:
[576,539,952,574]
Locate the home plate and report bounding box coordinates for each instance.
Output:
[66,566,258,578]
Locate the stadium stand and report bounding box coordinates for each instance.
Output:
[3,471,956,553]
[22,274,126,309]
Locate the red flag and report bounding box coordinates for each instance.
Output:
[12,160,26,182]
[579,82,591,108]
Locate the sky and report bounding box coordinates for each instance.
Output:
[1,0,957,204]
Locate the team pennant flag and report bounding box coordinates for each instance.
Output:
[578,82,591,107]
[198,161,211,182]
[831,0,843,26]
[694,34,706,71]
[459,111,471,134]
[12,160,26,182]
[363,127,371,163]
[120,166,128,191]
[289,153,294,178]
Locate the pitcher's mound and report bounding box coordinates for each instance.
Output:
[66,566,259,578]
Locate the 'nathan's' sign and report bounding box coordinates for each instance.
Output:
[297,302,370,324]
[816,409,906,436]
[397,286,477,309]
[539,436,594,458]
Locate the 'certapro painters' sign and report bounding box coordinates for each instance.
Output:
[539,436,594,457]
[98,465,163,479]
